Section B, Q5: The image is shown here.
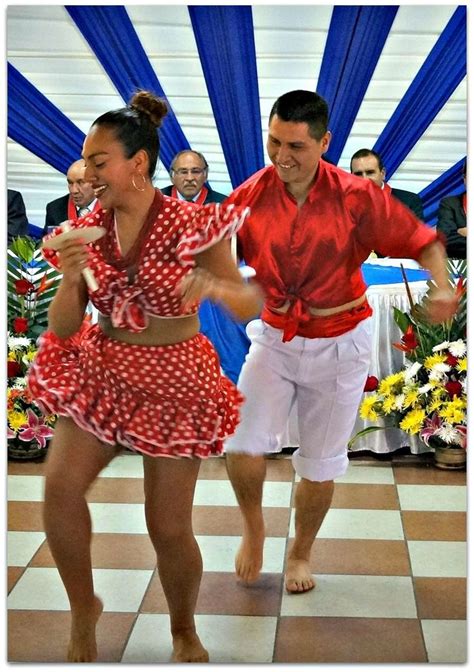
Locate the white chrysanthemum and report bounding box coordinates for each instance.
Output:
[394,394,405,411]
[404,361,422,381]
[432,341,450,352]
[435,424,460,444]
[418,383,433,394]
[448,340,467,358]
[12,379,27,389]
[429,368,447,383]
[8,334,32,350]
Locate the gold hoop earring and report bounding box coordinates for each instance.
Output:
[132,172,147,192]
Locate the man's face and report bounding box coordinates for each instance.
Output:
[350,155,386,188]
[67,162,96,208]
[266,116,330,189]
[171,153,208,200]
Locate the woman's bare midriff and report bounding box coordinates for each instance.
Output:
[98,313,200,345]
[271,293,367,317]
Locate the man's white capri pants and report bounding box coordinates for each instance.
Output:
[225,317,372,482]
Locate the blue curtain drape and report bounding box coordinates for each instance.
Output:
[7,62,85,174]
[188,5,264,188]
[317,6,398,165]
[420,157,466,227]
[374,6,466,180]
[65,5,190,171]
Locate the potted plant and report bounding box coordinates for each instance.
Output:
[7,236,61,459]
[351,259,467,469]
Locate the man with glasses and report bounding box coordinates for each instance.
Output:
[162,149,249,383]
[161,150,227,204]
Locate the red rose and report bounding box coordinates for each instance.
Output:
[445,381,463,398]
[7,360,22,377]
[13,317,29,334]
[15,279,35,295]
[445,354,458,367]
[364,375,379,392]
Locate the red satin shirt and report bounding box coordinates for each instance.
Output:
[225,161,437,340]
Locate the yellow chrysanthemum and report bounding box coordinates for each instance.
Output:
[449,396,467,410]
[8,351,18,362]
[382,395,397,413]
[23,350,36,363]
[424,353,446,370]
[427,399,444,414]
[8,410,28,431]
[378,372,405,396]
[439,404,465,424]
[400,408,426,435]
[456,357,467,372]
[360,396,380,421]
[403,388,420,409]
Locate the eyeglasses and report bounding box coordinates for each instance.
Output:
[172,168,207,176]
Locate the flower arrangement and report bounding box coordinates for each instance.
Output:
[351,259,467,457]
[7,236,61,458]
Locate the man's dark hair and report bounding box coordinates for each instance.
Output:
[350,148,384,171]
[269,90,329,141]
[170,150,209,172]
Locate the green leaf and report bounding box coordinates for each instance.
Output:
[393,307,412,333]
[348,426,387,450]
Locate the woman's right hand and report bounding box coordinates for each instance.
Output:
[56,238,90,286]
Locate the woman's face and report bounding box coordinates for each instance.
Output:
[82,125,137,209]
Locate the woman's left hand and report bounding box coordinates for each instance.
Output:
[424,288,459,323]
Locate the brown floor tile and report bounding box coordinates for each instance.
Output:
[7,567,25,594]
[87,477,145,503]
[332,483,399,509]
[393,465,466,485]
[31,533,157,569]
[414,577,466,619]
[307,539,411,575]
[274,617,427,663]
[192,505,290,536]
[7,460,46,476]
[402,511,466,541]
[141,570,282,615]
[7,610,136,662]
[8,501,44,531]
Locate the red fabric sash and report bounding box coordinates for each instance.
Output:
[261,298,373,341]
[171,185,208,205]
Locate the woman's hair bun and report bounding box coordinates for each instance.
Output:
[129,90,168,128]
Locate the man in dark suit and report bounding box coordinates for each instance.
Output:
[350,148,424,220]
[7,189,29,244]
[44,159,98,235]
[436,162,467,259]
[162,149,249,383]
[161,150,227,204]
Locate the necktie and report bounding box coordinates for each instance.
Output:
[78,207,90,217]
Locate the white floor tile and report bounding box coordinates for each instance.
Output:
[89,503,147,533]
[336,464,395,484]
[281,574,417,618]
[122,614,277,663]
[422,619,467,663]
[8,567,153,612]
[7,475,44,502]
[397,484,466,511]
[7,532,46,567]
[195,536,286,574]
[292,508,404,540]
[408,541,467,577]
[99,454,144,478]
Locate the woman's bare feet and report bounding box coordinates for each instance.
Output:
[285,558,316,594]
[235,526,265,583]
[171,629,209,663]
[67,595,103,662]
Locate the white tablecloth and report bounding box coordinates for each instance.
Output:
[284,281,430,454]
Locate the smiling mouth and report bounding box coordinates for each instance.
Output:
[94,185,107,197]
[277,163,295,170]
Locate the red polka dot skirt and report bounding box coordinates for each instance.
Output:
[27,321,244,458]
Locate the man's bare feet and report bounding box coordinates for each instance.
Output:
[285,558,316,594]
[67,595,104,662]
[235,528,264,583]
[171,629,209,663]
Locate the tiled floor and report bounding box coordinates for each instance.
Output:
[7,451,467,663]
